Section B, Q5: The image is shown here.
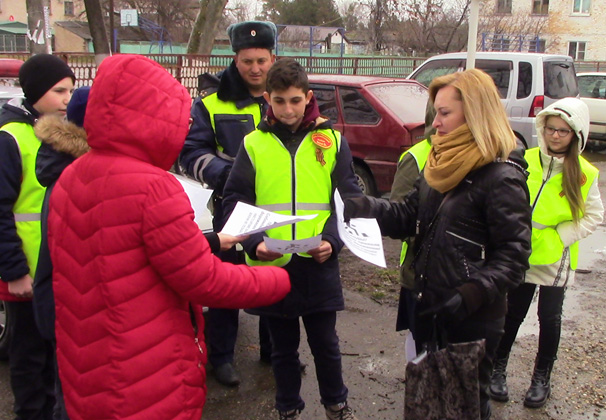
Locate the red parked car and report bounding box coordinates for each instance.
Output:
[308,74,428,196]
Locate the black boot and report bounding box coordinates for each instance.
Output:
[524,359,553,408]
[488,355,509,402]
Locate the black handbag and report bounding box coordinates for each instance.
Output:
[404,320,485,420]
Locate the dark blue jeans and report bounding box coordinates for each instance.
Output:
[266,311,348,412]
[496,283,566,363]
[6,301,55,420]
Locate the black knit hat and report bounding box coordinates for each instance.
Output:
[227,21,277,52]
[19,54,75,105]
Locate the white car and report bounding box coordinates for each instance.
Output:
[0,84,24,107]
[577,72,606,145]
[408,52,579,150]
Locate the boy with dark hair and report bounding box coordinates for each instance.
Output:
[222,58,361,420]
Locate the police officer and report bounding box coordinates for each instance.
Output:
[178,21,277,387]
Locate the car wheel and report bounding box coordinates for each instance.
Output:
[0,300,11,360]
[586,140,606,153]
[353,163,377,197]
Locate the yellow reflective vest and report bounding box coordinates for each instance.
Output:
[202,92,263,154]
[244,128,340,267]
[525,147,598,270]
[1,122,45,278]
[399,139,432,265]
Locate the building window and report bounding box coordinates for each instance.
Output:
[573,0,590,14]
[497,0,512,13]
[568,41,586,60]
[64,1,74,16]
[532,0,549,14]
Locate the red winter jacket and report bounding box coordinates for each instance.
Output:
[47,55,290,420]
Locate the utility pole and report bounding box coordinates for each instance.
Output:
[109,0,115,53]
[26,0,52,54]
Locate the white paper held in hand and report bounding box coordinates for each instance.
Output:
[334,190,386,268]
[263,235,322,254]
[222,201,318,236]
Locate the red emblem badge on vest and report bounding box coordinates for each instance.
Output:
[312,133,333,149]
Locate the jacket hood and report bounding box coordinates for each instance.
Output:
[536,97,589,155]
[0,98,38,127]
[84,54,191,170]
[35,115,89,157]
[35,115,89,187]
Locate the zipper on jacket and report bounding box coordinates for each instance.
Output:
[194,337,203,354]
[415,219,420,235]
[445,230,486,260]
[531,155,554,211]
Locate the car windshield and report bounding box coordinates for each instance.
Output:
[409,59,512,99]
[367,83,427,123]
[543,61,578,98]
[409,59,464,87]
[578,75,606,99]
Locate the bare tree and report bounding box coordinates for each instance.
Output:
[187,0,229,54]
[83,0,111,64]
[401,0,470,55]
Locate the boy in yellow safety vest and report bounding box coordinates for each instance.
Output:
[222,58,363,420]
[0,54,74,420]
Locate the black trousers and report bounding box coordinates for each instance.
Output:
[205,247,271,366]
[415,313,505,416]
[496,283,566,363]
[266,311,348,412]
[6,301,55,420]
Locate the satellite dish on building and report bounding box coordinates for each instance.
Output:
[120,9,138,27]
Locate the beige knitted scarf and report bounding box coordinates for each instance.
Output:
[424,124,492,193]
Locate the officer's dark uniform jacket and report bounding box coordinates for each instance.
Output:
[179,61,269,231]
[364,147,532,322]
[222,101,363,318]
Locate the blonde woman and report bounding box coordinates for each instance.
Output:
[343,69,532,420]
[489,97,603,408]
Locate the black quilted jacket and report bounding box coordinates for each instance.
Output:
[364,148,532,321]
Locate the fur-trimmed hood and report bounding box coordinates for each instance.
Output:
[536,97,590,155]
[35,115,89,188]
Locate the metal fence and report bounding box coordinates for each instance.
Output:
[2,52,605,99]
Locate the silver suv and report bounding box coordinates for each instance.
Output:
[408,52,579,149]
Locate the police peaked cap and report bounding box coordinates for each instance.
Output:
[227,21,277,52]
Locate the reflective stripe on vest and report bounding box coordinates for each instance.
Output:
[244,128,340,267]
[1,122,45,278]
[202,93,262,155]
[398,139,432,265]
[525,147,598,269]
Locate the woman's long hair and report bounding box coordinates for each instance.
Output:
[429,68,516,160]
[561,134,585,223]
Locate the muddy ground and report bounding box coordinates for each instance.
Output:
[197,231,606,420]
[200,157,606,420]
[2,159,606,420]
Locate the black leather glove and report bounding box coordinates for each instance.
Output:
[419,292,467,323]
[343,196,374,223]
